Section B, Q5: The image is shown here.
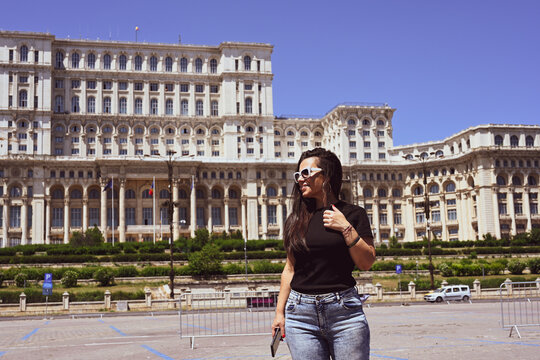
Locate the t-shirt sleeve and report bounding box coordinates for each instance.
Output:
[347,206,373,239]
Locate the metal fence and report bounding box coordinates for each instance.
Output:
[499,280,540,338]
[179,290,278,348]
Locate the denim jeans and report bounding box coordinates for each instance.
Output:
[284,287,370,360]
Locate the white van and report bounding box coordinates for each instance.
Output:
[424,285,471,302]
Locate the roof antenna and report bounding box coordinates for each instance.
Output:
[178,34,181,44]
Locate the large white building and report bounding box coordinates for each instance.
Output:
[0,30,539,247]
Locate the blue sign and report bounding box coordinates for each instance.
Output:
[43,274,53,296]
[396,265,402,274]
[44,273,53,283]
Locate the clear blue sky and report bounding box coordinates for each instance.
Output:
[3,0,539,145]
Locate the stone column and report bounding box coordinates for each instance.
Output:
[224,198,230,233]
[440,195,447,240]
[277,199,284,240]
[145,288,152,307]
[104,290,111,309]
[508,190,516,236]
[21,199,28,245]
[388,200,394,237]
[45,196,51,245]
[491,188,501,238]
[190,179,196,238]
[261,197,268,239]
[119,178,126,243]
[173,180,179,241]
[473,279,481,297]
[456,193,464,241]
[375,283,383,300]
[63,198,70,244]
[207,203,213,233]
[523,187,532,232]
[63,292,70,310]
[373,198,380,243]
[100,179,107,238]
[2,198,9,247]
[241,197,247,240]
[19,292,27,312]
[82,199,88,231]
[408,281,416,299]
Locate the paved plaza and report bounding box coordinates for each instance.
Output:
[0,302,538,359]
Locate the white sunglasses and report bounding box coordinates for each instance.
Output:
[294,167,323,183]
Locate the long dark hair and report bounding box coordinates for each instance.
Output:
[284,148,343,257]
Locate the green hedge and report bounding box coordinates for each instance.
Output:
[0,288,144,304]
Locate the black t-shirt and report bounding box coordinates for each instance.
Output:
[290,200,373,294]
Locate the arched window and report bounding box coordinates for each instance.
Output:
[88,189,99,199]
[267,187,277,197]
[70,189,82,199]
[150,98,158,115]
[528,176,537,186]
[210,59,217,73]
[211,101,218,116]
[435,150,444,157]
[245,97,252,114]
[166,127,174,135]
[71,52,79,68]
[196,128,205,135]
[377,188,387,197]
[247,126,254,132]
[526,136,534,147]
[287,130,294,136]
[445,182,456,192]
[166,99,173,115]
[496,175,506,186]
[55,95,64,113]
[274,130,281,136]
[392,188,402,197]
[10,186,22,197]
[160,189,170,199]
[196,100,203,116]
[134,126,144,134]
[211,128,220,135]
[87,53,95,68]
[103,97,111,113]
[429,184,440,194]
[413,186,424,196]
[134,55,142,70]
[377,119,385,126]
[19,90,28,108]
[301,131,308,137]
[125,189,136,199]
[512,176,522,186]
[362,119,370,126]
[165,57,173,72]
[52,188,64,199]
[420,152,429,159]
[142,189,151,199]
[243,55,251,70]
[103,54,111,69]
[347,119,356,126]
[150,127,159,135]
[229,189,238,198]
[20,45,28,62]
[315,131,322,136]
[71,96,79,113]
[87,96,96,113]
[180,57,188,72]
[150,56,158,71]
[212,189,221,199]
[55,51,64,68]
[181,99,189,115]
[119,54,127,70]
[179,189,187,199]
[363,188,373,198]
[134,98,143,114]
[195,58,202,73]
[510,135,519,147]
[118,98,127,114]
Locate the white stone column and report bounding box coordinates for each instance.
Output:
[508,190,516,236]
[277,200,284,240]
[404,198,415,242]
[492,188,501,239]
[440,195,448,240]
[45,196,51,245]
[261,197,268,239]
[63,198,69,244]
[2,199,8,248]
[82,199,88,231]
[190,180,196,238]
[524,188,532,232]
[173,180,179,241]
[100,179,107,238]
[21,199,28,245]
[373,198,380,243]
[224,198,230,233]
[207,203,213,233]
[456,193,465,241]
[241,198,247,240]
[388,199,394,237]
[119,178,126,243]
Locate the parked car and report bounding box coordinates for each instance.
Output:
[424,285,471,302]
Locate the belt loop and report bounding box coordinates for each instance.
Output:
[335,292,340,302]
[296,293,301,304]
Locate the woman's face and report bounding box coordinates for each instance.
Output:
[297,157,325,200]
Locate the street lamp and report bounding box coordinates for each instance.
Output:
[403,152,443,290]
[164,151,178,299]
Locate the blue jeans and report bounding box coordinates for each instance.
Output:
[285,287,370,360]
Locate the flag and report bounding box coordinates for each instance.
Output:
[135,26,139,31]
[149,179,154,196]
[103,179,112,192]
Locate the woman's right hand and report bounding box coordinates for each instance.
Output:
[272,313,286,338]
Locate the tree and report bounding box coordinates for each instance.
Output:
[194,228,210,246]
[69,226,104,247]
[188,244,223,276]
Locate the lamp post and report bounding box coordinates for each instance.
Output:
[404,152,442,290]
[165,151,177,299]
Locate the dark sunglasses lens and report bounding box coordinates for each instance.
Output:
[301,168,310,177]
[294,173,300,182]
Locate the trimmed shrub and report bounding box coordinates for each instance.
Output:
[15,273,28,287]
[223,262,246,275]
[251,260,284,274]
[61,270,79,288]
[528,258,540,274]
[94,268,115,286]
[508,260,526,275]
[438,263,453,277]
[115,266,139,278]
[188,244,223,276]
[140,266,170,277]
[0,271,4,287]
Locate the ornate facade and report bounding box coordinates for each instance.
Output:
[1,31,539,247]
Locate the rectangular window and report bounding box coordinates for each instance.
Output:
[35,51,40,62]
[229,207,238,226]
[288,152,295,157]
[377,130,385,137]
[52,208,63,227]
[530,203,538,214]
[103,81,112,90]
[212,207,222,226]
[107,208,119,227]
[447,209,457,220]
[514,203,523,215]
[165,83,174,92]
[287,141,294,146]
[349,141,356,148]
[416,212,425,223]
[55,79,64,88]
[70,208,82,227]
[498,203,507,215]
[268,205,277,225]
[447,199,456,206]
[150,83,159,91]
[379,153,386,159]
[210,85,219,93]
[364,141,371,148]
[350,152,357,159]
[432,210,441,222]
[378,142,385,148]
[195,84,204,93]
[19,76,28,83]
[87,80,96,89]
[196,207,205,226]
[134,82,143,91]
[364,153,371,159]
[363,130,370,136]
[142,208,153,225]
[118,82,128,90]
[180,83,189,92]
[9,206,21,227]
[160,208,169,226]
[179,207,188,225]
[86,208,98,226]
[71,79,80,88]
[379,213,387,225]
[393,213,402,224]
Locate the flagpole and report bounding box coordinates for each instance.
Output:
[112,176,115,246]
[153,176,156,244]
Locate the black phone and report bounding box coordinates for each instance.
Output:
[270,328,282,357]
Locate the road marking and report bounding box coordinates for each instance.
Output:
[0,351,7,357]
[109,325,128,337]
[141,345,176,360]
[21,328,40,341]
[372,354,409,360]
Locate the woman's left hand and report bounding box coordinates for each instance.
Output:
[323,205,350,232]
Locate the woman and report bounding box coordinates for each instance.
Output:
[271,148,375,360]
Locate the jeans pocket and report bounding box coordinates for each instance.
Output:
[285,300,297,313]
[340,295,364,310]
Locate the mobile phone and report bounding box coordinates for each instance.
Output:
[270,328,282,357]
